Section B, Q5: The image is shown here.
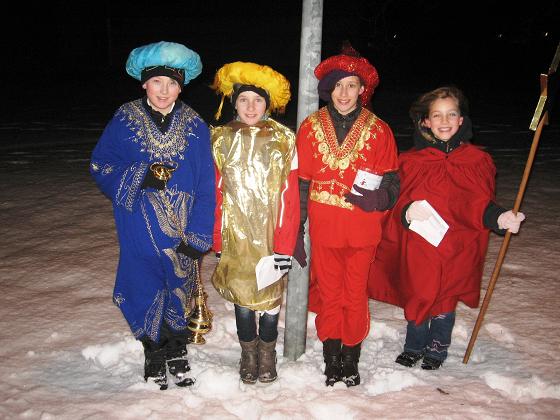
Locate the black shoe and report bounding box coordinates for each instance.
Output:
[323,339,342,386]
[167,355,190,376]
[395,351,424,368]
[421,355,443,370]
[142,338,168,391]
[325,359,342,386]
[167,354,195,386]
[341,343,361,387]
[163,324,196,387]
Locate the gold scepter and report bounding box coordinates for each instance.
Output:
[149,161,213,345]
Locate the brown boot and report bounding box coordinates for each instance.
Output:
[258,338,278,383]
[239,337,259,384]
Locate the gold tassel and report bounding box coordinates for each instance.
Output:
[214,94,226,121]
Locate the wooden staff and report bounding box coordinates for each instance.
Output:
[463,43,559,363]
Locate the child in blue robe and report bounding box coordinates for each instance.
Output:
[90,41,215,389]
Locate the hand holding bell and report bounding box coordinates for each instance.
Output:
[150,161,178,182]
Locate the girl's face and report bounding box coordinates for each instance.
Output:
[143,76,181,115]
[423,97,464,141]
[235,91,267,125]
[330,76,364,115]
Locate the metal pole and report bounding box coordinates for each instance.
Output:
[283,0,323,361]
[295,0,323,129]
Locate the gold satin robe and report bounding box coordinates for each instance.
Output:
[211,119,297,310]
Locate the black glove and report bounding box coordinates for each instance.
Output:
[141,170,166,190]
[273,253,292,274]
[176,241,204,259]
[345,185,389,212]
[292,231,307,268]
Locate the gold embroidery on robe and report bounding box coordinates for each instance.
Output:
[120,99,200,162]
[307,108,383,209]
[309,107,380,177]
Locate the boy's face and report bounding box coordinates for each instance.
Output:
[330,76,364,115]
[235,90,267,126]
[142,76,181,115]
[423,97,464,141]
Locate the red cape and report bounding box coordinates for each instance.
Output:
[368,144,496,323]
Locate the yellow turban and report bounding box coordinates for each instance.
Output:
[211,61,291,120]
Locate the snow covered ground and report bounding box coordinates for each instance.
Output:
[1,117,559,419]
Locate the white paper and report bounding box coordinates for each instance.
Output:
[351,169,383,195]
[255,255,285,291]
[409,200,449,247]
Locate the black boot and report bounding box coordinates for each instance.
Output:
[162,323,195,387]
[421,355,443,370]
[141,337,168,390]
[323,339,342,386]
[341,343,361,387]
[395,351,424,368]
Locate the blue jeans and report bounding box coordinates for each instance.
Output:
[404,312,456,361]
[234,304,279,343]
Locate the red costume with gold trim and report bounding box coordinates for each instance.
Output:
[297,106,398,344]
[368,144,496,324]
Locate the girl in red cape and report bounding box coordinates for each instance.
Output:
[369,86,525,370]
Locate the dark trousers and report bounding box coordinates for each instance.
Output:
[404,312,455,361]
[235,304,279,343]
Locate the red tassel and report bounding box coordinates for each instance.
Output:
[341,40,360,58]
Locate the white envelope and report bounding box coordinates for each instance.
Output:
[409,200,449,247]
[351,169,383,195]
[255,255,285,291]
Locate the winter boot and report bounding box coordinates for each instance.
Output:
[341,343,361,387]
[239,337,259,384]
[395,351,424,368]
[141,337,168,390]
[421,355,443,370]
[258,338,278,383]
[323,339,342,386]
[164,326,195,387]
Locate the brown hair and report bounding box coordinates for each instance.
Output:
[410,86,468,121]
[409,86,469,142]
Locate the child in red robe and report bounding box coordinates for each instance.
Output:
[296,44,399,386]
[369,86,525,370]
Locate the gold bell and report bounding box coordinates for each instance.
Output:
[150,162,178,182]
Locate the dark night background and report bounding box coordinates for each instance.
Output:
[1,0,559,148]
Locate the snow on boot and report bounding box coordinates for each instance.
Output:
[165,326,195,387]
[421,355,443,370]
[341,343,361,387]
[258,338,277,383]
[141,337,168,391]
[395,351,424,368]
[239,337,259,384]
[167,347,195,387]
[323,339,342,386]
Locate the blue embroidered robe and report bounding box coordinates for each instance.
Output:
[90,99,215,342]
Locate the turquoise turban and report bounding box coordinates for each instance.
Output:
[125,41,202,85]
